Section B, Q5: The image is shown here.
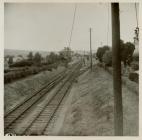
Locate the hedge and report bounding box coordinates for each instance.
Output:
[4,63,58,84]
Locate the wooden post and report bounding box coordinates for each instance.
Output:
[90,28,93,70]
[111,3,123,136]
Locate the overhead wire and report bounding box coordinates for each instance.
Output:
[135,3,138,28]
[68,4,77,48]
[107,3,109,46]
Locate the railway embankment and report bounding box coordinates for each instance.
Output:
[104,66,138,95]
[59,65,138,136]
[4,66,66,113]
[4,62,81,135]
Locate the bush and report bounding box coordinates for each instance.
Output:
[52,63,58,69]
[4,74,11,83]
[129,72,138,83]
[4,69,10,73]
[4,62,61,83]
[133,53,139,61]
[96,46,110,62]
[47,67,52,71]
[4,67,36,83]
[131,62,139,71]
[32,68,39,74]
[120,41,135,66]
[10,60,33,67]
[102,50,112,66]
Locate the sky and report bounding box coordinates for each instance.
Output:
[4,3,139,52]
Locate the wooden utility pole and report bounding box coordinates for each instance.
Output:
[90,28,93,70]
[111,3,123,136]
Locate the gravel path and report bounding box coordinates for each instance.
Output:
[59,65,138,136]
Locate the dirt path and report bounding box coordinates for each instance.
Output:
[58,65,138,136]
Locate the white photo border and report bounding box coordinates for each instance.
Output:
[0,0,141,140]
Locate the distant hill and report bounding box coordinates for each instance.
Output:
[4,49,57,58]
[4,49,97,59]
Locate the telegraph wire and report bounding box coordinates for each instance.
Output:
[135,3,138,27]
[107,3,110,46]
[68,4,77,48]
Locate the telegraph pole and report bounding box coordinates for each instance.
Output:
[90,28,93,70]
[111,3,123,136]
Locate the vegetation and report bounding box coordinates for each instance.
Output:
[102,50,112,66]
[59,47,72,62]
[46,52,58,64]
[133,53,139,62]
[131,62,139,71]
[96,40,135,67]
[27,52,33,61]
[129,72,138,83]
[96,46,110,62]
[6,55,14,65]
[120,40,135,67]
[33,52,42,65]
[10,60,33,67]
[4,64,57,84]
[96,40,138,83]
[4,47,73,84]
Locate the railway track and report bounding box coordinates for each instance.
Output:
[4,62,82,135]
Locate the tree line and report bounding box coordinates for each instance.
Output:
[96,40,137,67]
[5,47,72,68]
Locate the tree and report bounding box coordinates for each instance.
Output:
[27,52,33,61]
[59,47,72,62]
[120,41,135,66]
[96,46,110,62]
[8,56,14,65]
[33,52,42,65]
[59,52,66,61]
[133,53,139,61]
[102,50,112,66]
[47,52,58,64]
